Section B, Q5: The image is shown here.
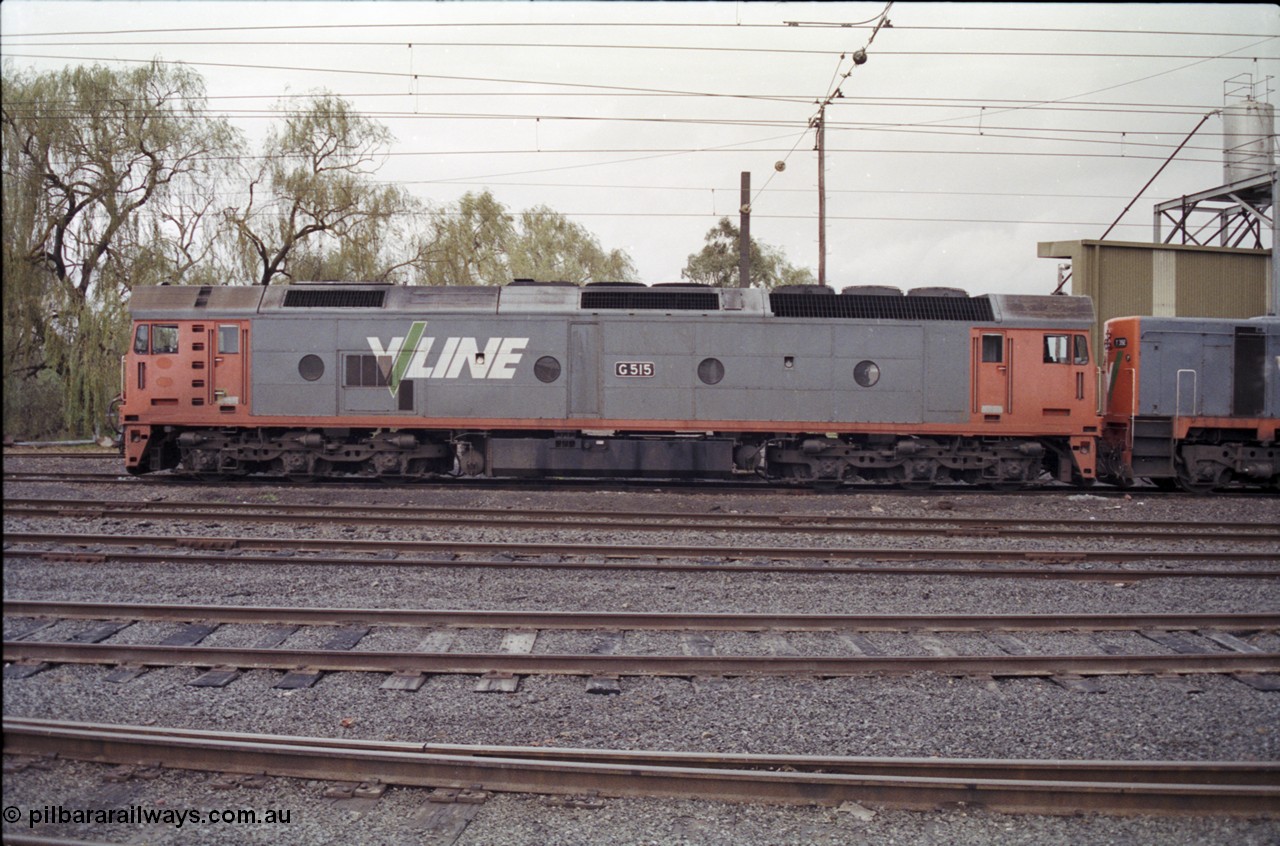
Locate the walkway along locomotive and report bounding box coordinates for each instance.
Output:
[115,281,1278,491]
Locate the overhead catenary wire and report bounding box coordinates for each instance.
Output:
[9,37,1274,63]
[4,21,1273,37]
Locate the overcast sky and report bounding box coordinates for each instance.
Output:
[3,2,1277,295]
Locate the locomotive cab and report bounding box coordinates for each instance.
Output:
[119,286,257,474]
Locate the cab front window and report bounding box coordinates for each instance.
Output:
[151,324,179,354]
[1073,334,1089,365]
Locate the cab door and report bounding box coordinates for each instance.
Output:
[973,330,1010,418]
[212,322,248,410]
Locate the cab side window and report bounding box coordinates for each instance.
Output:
[218,325,240,354]
[133,324,150,354]
[981,334,1003,363]
[1043,334,1069,364]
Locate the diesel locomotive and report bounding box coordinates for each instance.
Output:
[115,281,1278,491]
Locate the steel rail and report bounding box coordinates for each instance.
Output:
[8,719,1277,787]
[5,640,1279,678]
[5,530,1277,563]
[6,600,1279,634]
[11,548,1275,581]
[11,493,1277,529]
[4,718,1277,816]
[7,497,1278,541]
[6,466,1276,497]
[422,744,1280,787]
[4,472,136,484]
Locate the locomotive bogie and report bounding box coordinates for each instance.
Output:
[168,427,453,480]
[764,434,1051,488]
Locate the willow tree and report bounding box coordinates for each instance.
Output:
[223,93,422,286]
[419,190,638,286]
[1,60,238,437]
[418,190,516,286]
[682,217,815,289]
[508,204,637,284]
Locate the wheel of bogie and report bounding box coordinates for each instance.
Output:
[1175,462,1228,494]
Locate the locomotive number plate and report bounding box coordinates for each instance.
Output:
[615,361,655,378]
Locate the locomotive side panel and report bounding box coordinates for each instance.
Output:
[600,319,695,422]
[1134,319,1278,420]
[692,320,839,423]
[1136,324,1233,417]
[922,325,970,418]
[829,322,930,424]
[252,318,340,417]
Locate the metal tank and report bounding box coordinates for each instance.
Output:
[1222,98,1276,185]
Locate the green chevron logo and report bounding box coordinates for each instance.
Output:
[386,320,427,396]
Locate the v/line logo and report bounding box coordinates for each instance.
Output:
[367,321,529,395]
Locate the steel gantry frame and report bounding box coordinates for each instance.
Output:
[1152,170,1276,250]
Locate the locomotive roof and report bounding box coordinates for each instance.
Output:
[1106,314,1279,331]
[128,282,1095,327]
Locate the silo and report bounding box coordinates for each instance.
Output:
[1222,98,1276,184]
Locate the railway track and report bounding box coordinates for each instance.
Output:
[6,601,1278,686]
[6,496,1280,544]
[5,529,1276,564]
[12,547,1274,581]
[7,467,1277,497]
[7,599,1279,633]
[10,596,1280,629]
[4,718,1277,816]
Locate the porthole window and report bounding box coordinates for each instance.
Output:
[535,355,562,383]
[854,360,880,388]
[697,357,725,385]
[298,354,325,382]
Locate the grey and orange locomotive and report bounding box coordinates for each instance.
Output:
[117,281,1278,491]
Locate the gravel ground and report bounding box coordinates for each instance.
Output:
[4,453,1279,844]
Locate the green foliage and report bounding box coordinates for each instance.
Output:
[510,206,637,284]
[681,218,815,289]
[420,191,516,286]
[421,191,638,286]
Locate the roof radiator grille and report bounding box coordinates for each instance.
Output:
[581,290,720,311]
[283,289,386,308]
[769,293,993,321]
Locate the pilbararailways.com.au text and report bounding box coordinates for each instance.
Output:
[7,804,292,829]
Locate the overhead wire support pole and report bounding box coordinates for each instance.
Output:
[740,171,751,288]
[1272,166,1278,316]
[817,105,827,287]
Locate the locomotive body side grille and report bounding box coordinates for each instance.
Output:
[283,289,387,308]
[581,291,721,311]
[769,294,994,321]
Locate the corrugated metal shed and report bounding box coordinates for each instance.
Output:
[1037,239,1271,355]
